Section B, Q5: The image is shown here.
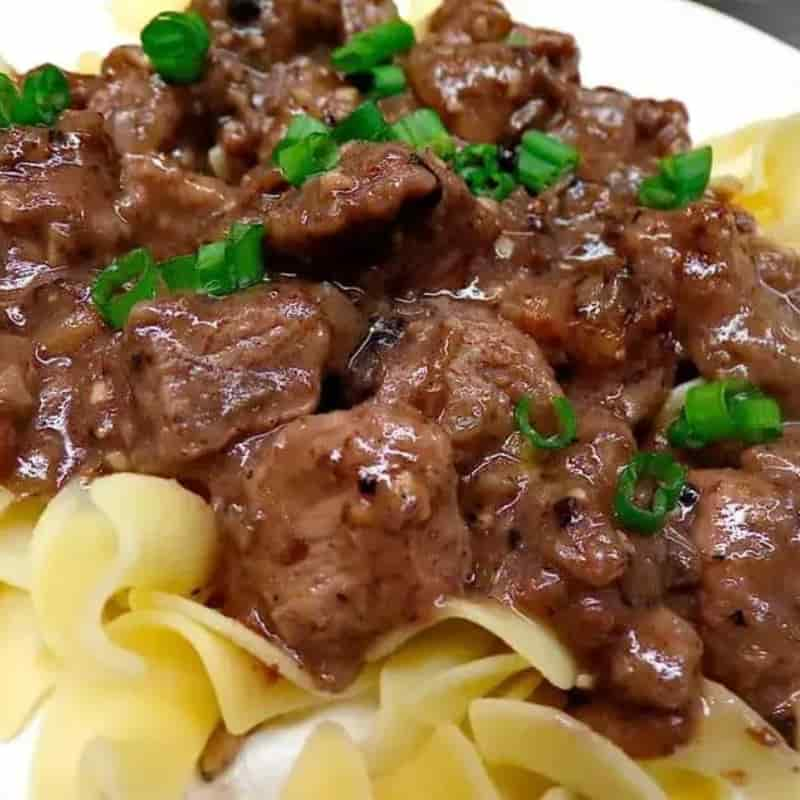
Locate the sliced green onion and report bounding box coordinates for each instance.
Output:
[332,19,415,74]
[366,64,407,99]
[141,11,211,84]
[515,395,578,451]
[639,146,712,210]
[333,101,391,144]
[614,452,687,535]
[506,30,529,47]
[195,240,235,296]
[638,175,679,210]
[227,222,266,289]
[730,393,783,444]
[454,144,517,201]
[274,132,340,186]
[0,74,19,128]
[272,114,331,165]
[91,248,158,329]
[516,131,579,193]
[391,108,455,159]
[160,253,198,292]
[13,65,71,126]
[667,379,782,449]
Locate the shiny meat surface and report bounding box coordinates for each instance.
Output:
[2,0,800,760]
[215,402,471,688]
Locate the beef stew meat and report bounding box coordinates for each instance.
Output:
[3,0,800,761]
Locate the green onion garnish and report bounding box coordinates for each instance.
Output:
[366,64,407,99]
[141,11,211,84]
[506,30,529,47]
[453,144,517,201]
[668,380,783,449]
[0,74,19,128]
[614,452,687,535]
[274,132,340,186]
[391,108,455,159]
[196,240,233,296]
[272,114,331,165]
[332,19,416,75]
[516,130,579,193]
[91,248,159,329]
[12,65,71,127]
[639,146,712,210]
[515,395,578,451]
[226,222,266,290]
[333,101,391,144]
[160,253,198,292]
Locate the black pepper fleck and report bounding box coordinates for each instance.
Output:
[228,0,261,25]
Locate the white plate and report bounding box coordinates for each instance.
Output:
[2,1,800,798]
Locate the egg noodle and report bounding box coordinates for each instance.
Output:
[2,2,800,799]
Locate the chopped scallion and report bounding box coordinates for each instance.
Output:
[91,248,158,329]
[13,65,71,127]
[0,74,19,128]
[274,132,340,186]
[614,452,687,535]
[333,100,391,143]
[516,130,579,193]
[515,395,578,451]
[391,108,455,159]
[332,19,415,74]
[454,144,517,201]
[226,222,266,290]
[639,146,713,210]
[141,11,211,84]
[366,64,407,99]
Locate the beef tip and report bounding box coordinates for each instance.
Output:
[0,335,36,419]
[607,607,702,712]
[741,425,800,504]
[428,0,513,44]
[351,298,562,468]
[120,282,364,475]
[547,88,690,185]
[260,142,439,262]
[118,153,241,259]
[192,0,397,69]
[657,202,800,416]
[406,40,571,143]
[88,46,194,157]
[200,51,360,179]
[689,469,800,735]
[566,334,678,427]
[215,401,471,689]
[0,111,128,269]
[571,699,694,760]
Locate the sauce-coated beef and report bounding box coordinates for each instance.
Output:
[350,298,561,467]
[215,401,471,688]
[121,281,363,475]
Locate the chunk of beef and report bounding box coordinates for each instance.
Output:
[741,425,800,504]
[260,142,439,262]
[689,469,800,735]
[200,51,360,179]
[633,202,800,415]
[428,0,513,43]
[6,279,128,497]
[547,88,690,185]
[0,335,36,419]
[215,401,471,689]
[192,0,397,69]
[566,334,678,427]
[121,282,364,475]
[88,46,195,158]
[0,111,128,269]
[607,607,702,712]
[406,39,572,143]
[350,298,562,468]
[118,153,241,259]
